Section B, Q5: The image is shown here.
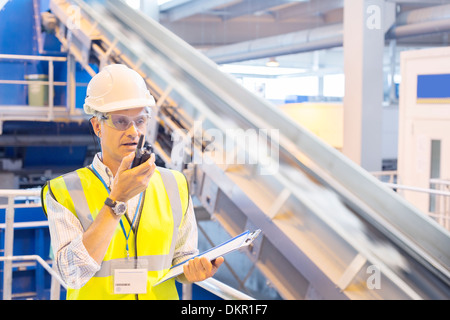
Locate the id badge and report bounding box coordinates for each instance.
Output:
[111,258,148,295]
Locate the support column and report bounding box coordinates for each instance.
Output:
[343,0,395,171]
[3,196,15,300]
[141,0,159,21]
[66,53,76,115]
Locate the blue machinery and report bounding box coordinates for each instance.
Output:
[1,0,449,299]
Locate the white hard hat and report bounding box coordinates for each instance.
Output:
[83,64,155,114]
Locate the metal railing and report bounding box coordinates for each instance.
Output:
[0,189,67,300]
[372,171,450,231]
[429,178,450,230]
[0,54,86,127]
[0,189,253,300]
[184,278,254,300]
[383,182,450,231]
[371,170,397,184]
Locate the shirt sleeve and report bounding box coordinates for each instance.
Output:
[45,191,101,289]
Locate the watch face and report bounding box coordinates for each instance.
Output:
[114,202,127,215]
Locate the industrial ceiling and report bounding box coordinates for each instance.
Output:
[157,0,450,70]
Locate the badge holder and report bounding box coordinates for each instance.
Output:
[111,258,149,295]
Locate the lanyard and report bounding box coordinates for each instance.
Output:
[90,165,143,258]
[120,193,143,258]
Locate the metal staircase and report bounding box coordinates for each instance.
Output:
[45,0,449,299]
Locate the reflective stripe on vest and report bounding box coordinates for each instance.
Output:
[61,172,94,230]
[159,167,183,270]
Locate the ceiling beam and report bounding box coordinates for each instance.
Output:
[160,0,242,22]
[162,19,316,46]
[220,0,310,21]
[159,0,193,11]
[204,23,343,64]
[160,0,312,22]
[275,0,343,21]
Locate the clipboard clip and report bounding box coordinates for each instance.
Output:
[243,229,261,246]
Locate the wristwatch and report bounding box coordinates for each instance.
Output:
[104,197,127,216]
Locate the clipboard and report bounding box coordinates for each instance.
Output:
[154,229,261,286]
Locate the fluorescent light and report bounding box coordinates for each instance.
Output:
[266,57,280,67]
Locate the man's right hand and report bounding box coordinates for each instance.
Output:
[109,152,156,202]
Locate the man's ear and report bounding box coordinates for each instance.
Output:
[90,117,101,137]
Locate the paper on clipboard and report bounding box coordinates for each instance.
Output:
[154,229,261,286]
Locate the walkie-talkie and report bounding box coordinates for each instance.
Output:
[131,135,151,168]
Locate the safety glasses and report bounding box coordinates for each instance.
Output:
[102,112,151,131]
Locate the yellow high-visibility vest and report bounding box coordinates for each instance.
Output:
[41,166,189,300]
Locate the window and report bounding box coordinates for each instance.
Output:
[323,74,345,98]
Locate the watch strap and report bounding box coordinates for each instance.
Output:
[104,197,116,208]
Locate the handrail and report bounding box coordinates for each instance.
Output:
[384,183,450,231]
[0,53,85,123]
[195,278,255,300]
[430,178,450,186]
[0,255,67,289]
[0,189,69,300]
[0,189,41,197]
[371,172,450,231]
[0,54,67,61]
[384,183,450,197]
[0,54,63,121]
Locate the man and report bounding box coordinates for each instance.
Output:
[42,64,223,300]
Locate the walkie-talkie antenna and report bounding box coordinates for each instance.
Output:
[131,135,146,168]
[137,135,144,150]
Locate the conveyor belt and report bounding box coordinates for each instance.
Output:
[48,0,449,299]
